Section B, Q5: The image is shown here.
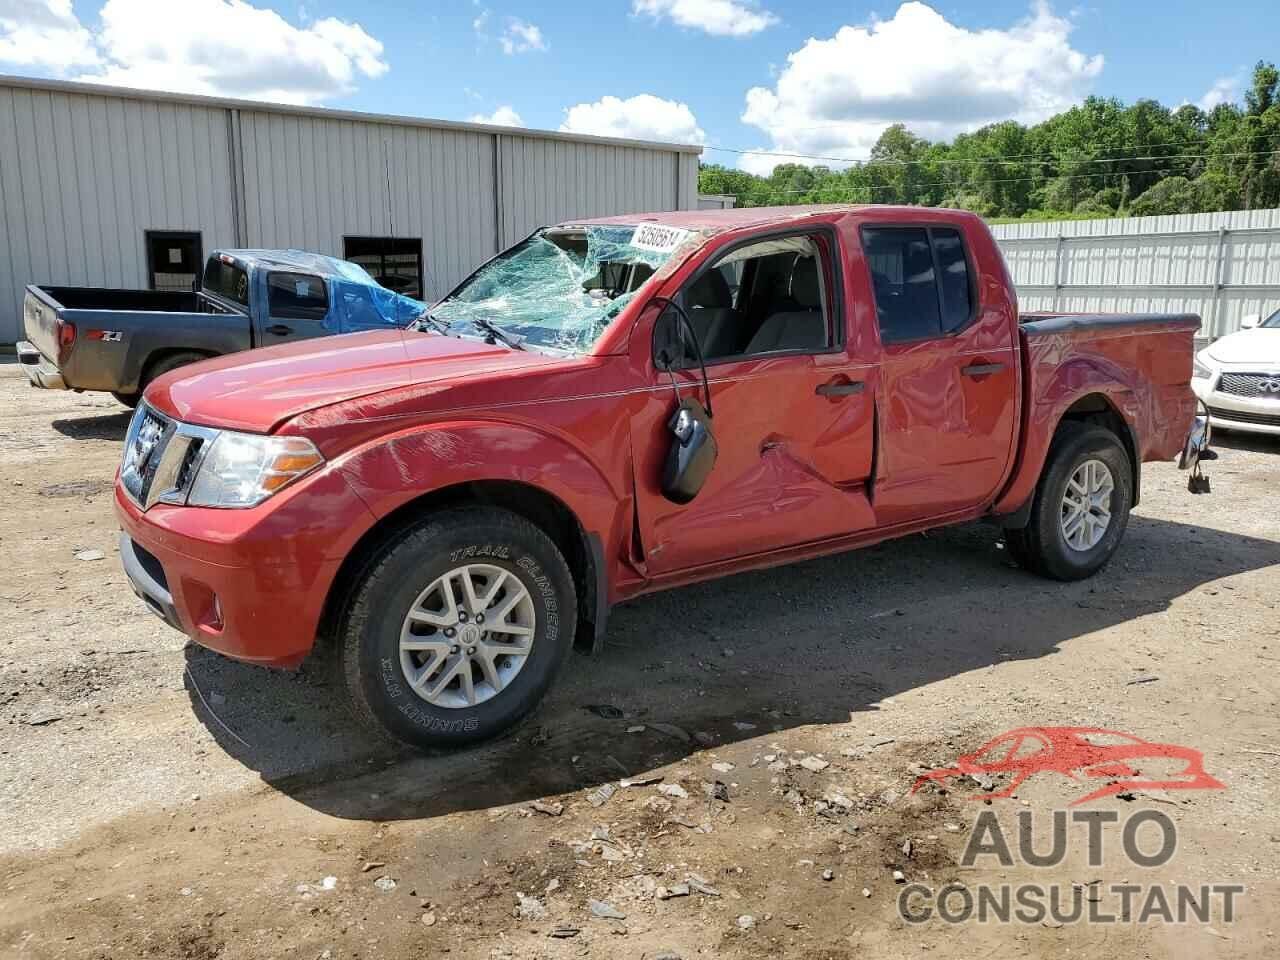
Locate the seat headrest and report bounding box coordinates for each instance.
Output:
[790,256,821,309]
[688,269,731,309]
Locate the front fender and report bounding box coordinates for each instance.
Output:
[334,419,631,592]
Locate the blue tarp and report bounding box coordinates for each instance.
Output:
[233,249,427,333]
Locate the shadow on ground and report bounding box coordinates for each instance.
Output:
[184,511,1279,826]
[51,410,132,441]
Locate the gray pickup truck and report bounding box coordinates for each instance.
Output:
[17,249,426,406]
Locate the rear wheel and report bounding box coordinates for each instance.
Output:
[111,391,140,408]
[1005,423,1133,581]
[338,508,577,748]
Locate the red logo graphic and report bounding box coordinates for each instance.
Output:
[912,727,1225,806]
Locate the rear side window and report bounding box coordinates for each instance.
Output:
[203,256,249,307]
[267,273,328,320]
[861,226,974,342]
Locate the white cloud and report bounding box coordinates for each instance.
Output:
[0,0,99,71]
[469,105,523,127]
[499,17,546,54]
[739,1,1102,174]
[1197,75,1239,112]
[633,0,777,37]
[560,93,705,144]
[72,0,386,105]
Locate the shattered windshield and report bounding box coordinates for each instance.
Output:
[429,223,691,353]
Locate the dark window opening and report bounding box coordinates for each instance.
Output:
[861,225,975,343]
[202,255,249,308]
[267,272,329,321]
[344,237,424,299]
[146,231,202,293]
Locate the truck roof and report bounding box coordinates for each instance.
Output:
[217,249,366,279]
[572,204,986,235]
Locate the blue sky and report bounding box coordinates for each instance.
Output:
[2,0,1277,174]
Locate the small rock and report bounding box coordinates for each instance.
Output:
[658,783,689,799]
[588,783,616,807]
[862,887,872,898]
[516,894,546,920]
[694,731,716,747]
[529,800,564,816]
[711,761,735,774]
[892,870,906,884]
[374,876,396,892]
[648,722,692,743]
[710,781,730,802]
[545,878,561,895]
[736,914,755,930]
[657,883,690,900]
[686,875,720,897]
[902,839,913,859]
[74,549,105,562]
[421,912,437,926]
[626,725,646,733]
[548,926,581,939]
[654,952,683,960]
[821,869,834,881]
[361,861,386,873]
[798,756,830,773]
[620,774,663,788]
[732,721,756,731]
[589,899,626,920]
[944,822,962,832]
[969,773,995,791]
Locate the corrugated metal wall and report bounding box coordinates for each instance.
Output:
[992,209,1280,338]
[0,75,702,344]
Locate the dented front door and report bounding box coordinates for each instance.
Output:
[632,351,878,575]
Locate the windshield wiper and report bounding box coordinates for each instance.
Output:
[469,316,526,351]
[408,310,451,335]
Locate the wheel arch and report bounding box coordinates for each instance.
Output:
[1056,392,1141,507]
[318,478,606,657]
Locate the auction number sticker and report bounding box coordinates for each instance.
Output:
[631,224,692,253]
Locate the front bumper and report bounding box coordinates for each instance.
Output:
[114,466,376,669]
[1192,375,1280,436]
[16,340,66,389]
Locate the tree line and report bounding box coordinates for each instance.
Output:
[698,61,1280,221]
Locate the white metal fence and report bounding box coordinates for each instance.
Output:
[991,209,1280,339]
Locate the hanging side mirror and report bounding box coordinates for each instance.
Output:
[650,298,718,504]
[663,397,717,504]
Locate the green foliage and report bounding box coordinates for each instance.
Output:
[699,62,1280,221]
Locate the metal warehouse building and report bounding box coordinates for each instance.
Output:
[0,75,702,344]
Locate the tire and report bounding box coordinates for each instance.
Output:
[140,351,209,396]
[338,507,577,749]
[111,391,140,408]
[1004,423,1133,581]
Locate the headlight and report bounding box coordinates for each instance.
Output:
[186,431,324,508]
[1192,354,1215,381]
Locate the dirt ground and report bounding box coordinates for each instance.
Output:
[1,358,1278,959]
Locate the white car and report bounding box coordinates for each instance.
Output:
[1192,308,1280,436]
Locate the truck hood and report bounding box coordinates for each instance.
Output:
[149,330,560,433]
[1205,328,1280,366]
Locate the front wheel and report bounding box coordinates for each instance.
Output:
[338,508,577,749]
[1005,423,1133,581]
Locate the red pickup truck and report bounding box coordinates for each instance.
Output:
[114,206,1211,748]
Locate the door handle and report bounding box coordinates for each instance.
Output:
[267,324,293,336]
[961,362,1006,377]
[815,380,864,397]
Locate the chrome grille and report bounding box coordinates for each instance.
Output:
[120,404,218,509]
[1217,372,1280,399]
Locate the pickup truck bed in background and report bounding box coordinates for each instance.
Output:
[17,250,425,404]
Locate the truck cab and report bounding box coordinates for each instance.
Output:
[113,206,1210,750]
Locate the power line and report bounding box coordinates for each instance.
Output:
[741,152,1280,199]
[702,135,1280,169]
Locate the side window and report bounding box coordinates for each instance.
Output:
[267,273,328,321]
[668,234,831,366]
[932,228,973,333]
[861,227,940,342]
[862,225,975,342]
